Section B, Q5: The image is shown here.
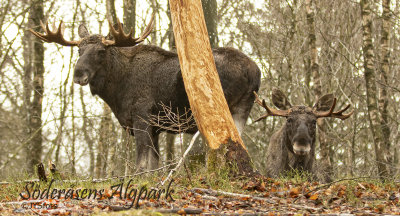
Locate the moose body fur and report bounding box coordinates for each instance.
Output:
[76,38,261,170]
[29,19,261,171]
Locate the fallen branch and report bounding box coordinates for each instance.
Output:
[191,187,275,204]
[108,205,203,214]
[160,131,200,186]
[293,176,380,203]
[191,187,323,212]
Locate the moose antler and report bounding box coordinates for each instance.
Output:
[314,98,354,120]
[253,91,289,122]
[104,14,154,47]
[29,20,80,46]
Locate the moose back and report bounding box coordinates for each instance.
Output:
[30,18,261,171]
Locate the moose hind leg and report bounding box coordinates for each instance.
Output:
[231,93,254,135]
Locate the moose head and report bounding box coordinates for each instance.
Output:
[254,88,353,157]
[29,17,154,86]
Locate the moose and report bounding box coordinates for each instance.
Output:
[254,89,353,182]
[30,17,261,171]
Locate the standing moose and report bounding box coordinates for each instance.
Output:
[254,89,353,182]
[30,17,261,171]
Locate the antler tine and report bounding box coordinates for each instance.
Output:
[136,13,155,43]
[105,14,154,47]
[331,104,354,120]
[29,20,80,46]
[315,97,336,118]
[315,98,354,120]
[253,91,289,122]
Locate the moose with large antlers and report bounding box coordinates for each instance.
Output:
[30,17,261,171]
[254,89,353,182]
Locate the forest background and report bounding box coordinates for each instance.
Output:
[0,0,399,182]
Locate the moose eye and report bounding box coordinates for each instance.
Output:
[311,119,317,125]
[287,118,293,123]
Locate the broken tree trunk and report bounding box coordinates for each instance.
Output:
[169,0,254,175]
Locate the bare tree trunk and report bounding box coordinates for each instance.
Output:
[305,0,332,182]
[169,0,254,175]
[361,0,388,179]
[70,81,76,175]
[69,0,79,176]
[123,0,135,34]
[80,87,94,176]
[202,0,218,48]
[94,104,113,178]
[166,133,175,162]
[379,0,392,175]
[106,0,117,24]
[24,0,44,174]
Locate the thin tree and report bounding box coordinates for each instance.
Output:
[379,0,392,175]
[24,0,44,174]
[305,0,332,182]
[360,0,388,178]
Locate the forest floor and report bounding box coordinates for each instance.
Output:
[1,169,400,215]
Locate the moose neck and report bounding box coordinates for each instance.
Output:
[89,46,129,107]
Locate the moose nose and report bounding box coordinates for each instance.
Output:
[292,123,312,155]
[73,71,89,86]
[293,143,311,156]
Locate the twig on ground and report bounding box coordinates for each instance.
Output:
[160,131,200,186]
[191,187,276,204]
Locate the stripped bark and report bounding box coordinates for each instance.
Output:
[169,0,254,175]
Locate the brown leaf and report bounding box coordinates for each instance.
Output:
[289,187,300,198]
[309,193,319,200]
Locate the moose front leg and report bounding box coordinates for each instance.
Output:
[132,123,160,171]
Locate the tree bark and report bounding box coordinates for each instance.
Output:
[169,0,254,175]
[106,0,117,24]
[202,0,218,48]
[123,0,136,34]
[379,0,392,175]
[305,0,332,182]
[24,0,44,174]
[94,104,113,178]
[361,0,388,179]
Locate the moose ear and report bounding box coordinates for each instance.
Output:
[272,88,292,110]
[313,94,335,112]
[78,24,90,38]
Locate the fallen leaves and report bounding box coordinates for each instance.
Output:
[1,177,400,215]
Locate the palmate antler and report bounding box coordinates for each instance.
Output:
[103,14,155,47]
[30,14,155,47]
[253,91,289,122]
[29,20,80,46]
[313,99,354,120]
[254,91,354,121]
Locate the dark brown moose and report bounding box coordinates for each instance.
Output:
[254,88,353,181]
[30,17,261,171]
